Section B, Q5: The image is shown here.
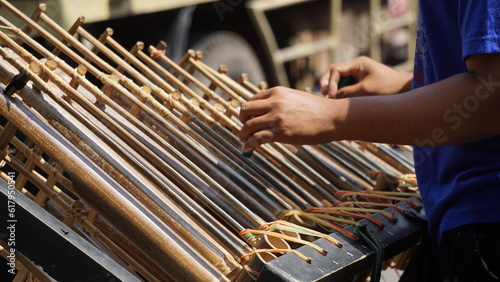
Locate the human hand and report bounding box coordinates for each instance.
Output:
[239,87,341,152]
[320,56,413,98]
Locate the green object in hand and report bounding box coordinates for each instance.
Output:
[242,150,254,158]
[338,76,356,89]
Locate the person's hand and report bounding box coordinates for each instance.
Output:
[239,87,341,152]
[320,56,413,99]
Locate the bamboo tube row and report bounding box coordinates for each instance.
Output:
[0,1,416,281]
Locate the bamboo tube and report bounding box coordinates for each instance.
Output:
[0,33,246,274]
[0,78,228,281]
[53,16,300,220]
[208,120,333,207]
[333,141,390,177]
[7,15,316,213]
[4,9,223,137]
[111,39,240,119]
[7,135,170,281]
[3,134,179,280]
[52,15,85,56]
[0,14,263,230]
[48,116,245,268]
[84,33,278,220]
[331,142,380,174]
[15,3,45,45]
[166,93,326,207]
[321,147,376,189]
[185,51,250,103]
[239,73,262,94]
[71,23,240,132]
[358,142,413,174]
[271,142,340,204]
[210,70,347,203]
[122,43,307,211]
[215,63,256,102]
[6,10,267,227]
[139,44,338,215]
[219,76,371,202]
[0,128,156,280]
[301,145,372,191]
[0,26,239,270]
[189,103,335,207]
[340,140,403,175]
[112,43,300,209]
[0,7,266,260]
[187,121,312,209]
[3,151,156,281]
[146,45,242,114]
[191,119,325,207]
[21,7,322,214]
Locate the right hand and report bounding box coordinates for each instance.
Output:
[320,56,413,99]
[239,87,341,152]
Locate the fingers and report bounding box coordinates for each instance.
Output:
[239,88,276,123]
[239,99,271,123]
[238,89,277,151]
[238,112,276,143]
[239,113,277,152]
[241,130,274,152]
[320,60,361,98]
[336,84,366,98]
[239,87,291,151]
[249,88,273,101]
[320,67,340,97]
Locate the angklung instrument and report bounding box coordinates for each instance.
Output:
[0,2,424,281]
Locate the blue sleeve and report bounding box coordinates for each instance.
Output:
[459,0,500,59]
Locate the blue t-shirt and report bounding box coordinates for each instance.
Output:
[413,0,500,245]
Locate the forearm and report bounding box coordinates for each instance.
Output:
[398,71,414,93]
[331,72,500,146]
[238,59,500,151]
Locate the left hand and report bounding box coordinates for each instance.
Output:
[319,56,413,99]
[238,87,340,152]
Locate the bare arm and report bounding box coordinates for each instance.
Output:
[239,53,500,151]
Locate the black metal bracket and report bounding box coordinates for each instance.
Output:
[3,70,29,97]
